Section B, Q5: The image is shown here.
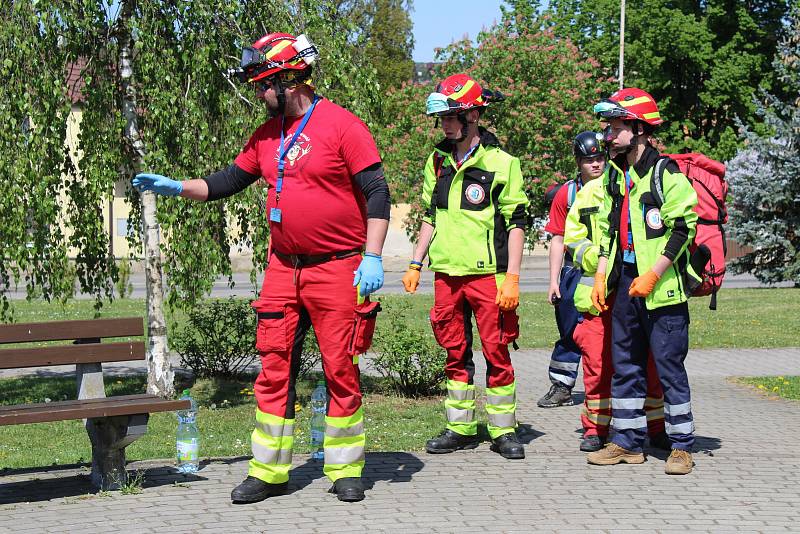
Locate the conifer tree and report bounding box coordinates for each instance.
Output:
[727,7,800,284]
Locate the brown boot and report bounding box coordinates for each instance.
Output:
[586,442,645,465]
[665,449,693,475]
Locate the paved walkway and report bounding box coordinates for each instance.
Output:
[1,348,799,533]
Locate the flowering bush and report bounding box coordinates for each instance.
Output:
[373,9,614,244]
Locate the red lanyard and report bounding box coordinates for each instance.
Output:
[619,170,634,251]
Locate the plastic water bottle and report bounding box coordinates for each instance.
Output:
[176,389,200,474]
[310,380,327,461]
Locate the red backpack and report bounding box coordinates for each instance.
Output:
[652,153,728,310]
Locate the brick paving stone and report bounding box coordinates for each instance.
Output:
[1,348,798,532]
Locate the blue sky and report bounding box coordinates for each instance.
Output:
[411,1,505,62]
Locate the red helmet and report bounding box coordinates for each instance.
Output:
[426,74,489,116]
[594,87,663,126]
[233,32,318,84]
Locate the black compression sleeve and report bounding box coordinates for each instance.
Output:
[354,163,391,220]
[202,164,261,201]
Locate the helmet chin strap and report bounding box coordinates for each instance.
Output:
[620,120,640,155]
[273,76,286,118]
[456,113,469,142]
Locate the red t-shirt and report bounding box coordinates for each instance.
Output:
[235,98,381,255]
[544,182,573,236]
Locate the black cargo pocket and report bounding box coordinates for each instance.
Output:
[434,166,455,209]
[348,301,382,356]
[499,310,520,346]
[460,168,495,211]
[429,306,462,349]
[252,301,286,352]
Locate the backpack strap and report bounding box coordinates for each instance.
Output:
[651,156,670,208]
[566,180,578,211]
[433,152,445,178]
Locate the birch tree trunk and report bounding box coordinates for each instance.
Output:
[118,0,174,398]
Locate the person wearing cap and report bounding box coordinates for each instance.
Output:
[132,32,390,502]
[562,133,669,453]
[536,132,606,409]
[586,88,698,475]
[401,74,529,460]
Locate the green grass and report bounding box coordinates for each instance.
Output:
[3,288,797,469]
[0,374,446,470]
[736,376,800,401]
[4,287,800,349]
[374,288,800,349]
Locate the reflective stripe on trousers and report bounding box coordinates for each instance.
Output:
[249,409,295,484]
[485,381,517,439]
[323,407,366,482]
[548,266,582,388]
[610,397,648,432]
[445,379,477,436]
[664,401,695,436]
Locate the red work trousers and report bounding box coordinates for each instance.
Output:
[432,273,517,389]
[573,297,665,438]
[253,253,363,422]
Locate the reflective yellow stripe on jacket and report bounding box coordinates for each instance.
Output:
[564,178,606,315]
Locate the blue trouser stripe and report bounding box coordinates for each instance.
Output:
[610,263,694,452]
[548,265,582,388]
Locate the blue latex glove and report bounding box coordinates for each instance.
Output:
[352,254,384,297]
[132,173,183,196]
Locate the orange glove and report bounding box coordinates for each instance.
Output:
[401,266,421,293]
[629,270,661,297]
[495,273,520,311]
[590,271,608,312]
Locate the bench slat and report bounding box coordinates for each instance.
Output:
[0,341,146,369]
[0,317,144,344]
[0,394,191,425]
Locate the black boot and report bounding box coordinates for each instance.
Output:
[490,432,525,459]
[580,434,606,452]
[425,429,480,454]
[537,383,574,408]
[328,477,365,502]
[231,476,288,503]
[649,431,672,451]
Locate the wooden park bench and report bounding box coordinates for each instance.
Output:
[0,317,190,490]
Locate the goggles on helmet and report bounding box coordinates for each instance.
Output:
[593,99,639,121]
[229,34,319,84]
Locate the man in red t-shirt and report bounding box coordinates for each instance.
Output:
[133,32,390,504]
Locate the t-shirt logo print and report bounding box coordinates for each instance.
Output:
[465,183,485,204]
[275,133,313,167]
